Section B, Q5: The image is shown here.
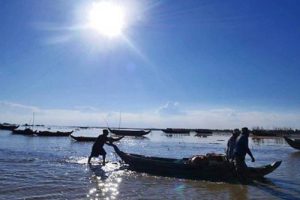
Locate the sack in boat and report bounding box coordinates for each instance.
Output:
[189,153,227,166]
[205,153,226,162]
[189,155,209,166]
[205,153,226,166]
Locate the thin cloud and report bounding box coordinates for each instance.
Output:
[1,101,300,129]
[157,101,186,116]
[0,101,39,113]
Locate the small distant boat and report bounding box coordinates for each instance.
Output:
[0,123,19,131]
[108,128,151,136]
[284,136,300,150]
[70,134,97,142]
[12,113,35,135]
[12,128,35,135]
[35,130,73,137]
[109,143,282,181]
[162,128,190,134]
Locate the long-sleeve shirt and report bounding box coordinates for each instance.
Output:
[234,135,249,158]
[226,136,237,160]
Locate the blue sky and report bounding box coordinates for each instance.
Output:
[1,0,300,128]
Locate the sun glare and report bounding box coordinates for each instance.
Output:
[88,2,126,38]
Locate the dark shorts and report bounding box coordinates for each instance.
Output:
[90,147,106,157]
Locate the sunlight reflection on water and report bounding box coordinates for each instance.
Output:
[1,130,300,199]
[88,163,123,199]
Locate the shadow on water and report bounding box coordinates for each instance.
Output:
[290,151,300,158]
[252,178,300,200]
[251,137,285,146]
[201,181,249,199]
[88,162,125,180]
[165,133,190,138]
[89,164,108,180]
[131,136,150,140]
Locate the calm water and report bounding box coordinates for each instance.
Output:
[1,129,300,200]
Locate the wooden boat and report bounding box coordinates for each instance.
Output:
[194,129,213,137]
[35,130,73,137]
[108,128,151,136]
[12,128,35,135]
[252,129,296,137]
[284,136,300,150]
[0,123,19,131]
[70,134,97,142]
[162,128,190,134]
[194,129,212,134]
[109,143,281,181]
[252,130,277,137]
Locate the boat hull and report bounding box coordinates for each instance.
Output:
[162,128,190,134]
[70,135,97,142]
[284,136,300,150]
[12,128,35,135]
[35,131,73,137]
[108,128,151,136]
[0,124,19,131]
[110,144,281,182]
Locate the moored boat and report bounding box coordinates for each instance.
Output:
[194,129,212,134]
[251,129,296,137]
[12,128,35,135]
[194,129,213,137]
[70,134,97,142]
[284,136,300,150]
[162,128,190,134]
[0,123,19,131]
[35,130,73,137]
[109,143,281,181]
[252,130,277,137]
[108,128,151,136]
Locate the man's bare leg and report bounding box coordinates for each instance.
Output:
[102,155,106,166]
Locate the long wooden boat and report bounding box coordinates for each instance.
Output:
[70,134,97,142]
[194,129,213,137]
[252,130,277,137]
[109,143,281,181]
[108,128,151,136]
[284,136,300,150]
[252,129,296,137]
[35,130,73,137]
[194,129,212,134]
[162,128,190,134]
[0,123,19,131]
[12,128,35,135]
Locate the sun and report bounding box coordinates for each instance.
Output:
[88,1,126,38]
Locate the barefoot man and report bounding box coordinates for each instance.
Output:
[88,129,123,165]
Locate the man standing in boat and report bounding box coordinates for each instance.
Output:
[226,129,240,162]
[234,127,255,180]
[88,129,123,165]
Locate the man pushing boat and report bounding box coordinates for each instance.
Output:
[88,129,124,165]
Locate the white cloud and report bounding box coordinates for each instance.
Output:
[157,101,185,116]
[0,101,39,112]
[1,100,300,129]
[73,105,99,112]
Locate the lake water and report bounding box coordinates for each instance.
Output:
[1,129,300,200]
